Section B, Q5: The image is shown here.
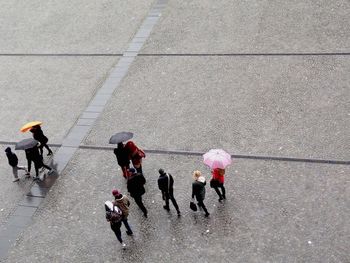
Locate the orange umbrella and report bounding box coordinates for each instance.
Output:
[20,121,42,133]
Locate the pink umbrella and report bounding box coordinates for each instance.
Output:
[203,149,232,169]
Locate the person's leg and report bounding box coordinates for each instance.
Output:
[133,195,148,217]
[198,200,209,216]
[42,164,52,171]
[44,144,53,155]
[163,193,170,210]
[34,162,40,178]
[122,219,133,235]
[38,145,44,156]
[27,160,32,173]
[110,223,123,243]
[121,166,128,178]
[220,184,226,199]
[12,167,19,181]
[169,193,180,214]
[213,186,223,201]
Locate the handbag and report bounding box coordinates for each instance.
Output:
[190,201,197,211]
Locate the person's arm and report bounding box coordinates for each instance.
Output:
[191,183,195,199]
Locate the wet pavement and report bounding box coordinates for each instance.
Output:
[0,0,349,262]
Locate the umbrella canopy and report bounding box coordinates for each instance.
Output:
[15,138,39,150]
[20,121,42,132]
[109,132,133,144]
[203,149,232,169]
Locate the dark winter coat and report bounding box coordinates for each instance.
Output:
[127,173,146,198]
[31,126,48,144]
[25,146,43,167]
[113,147,130,167]
[158,173,174,194]
[192,176,206,201]
[6,152,18,167]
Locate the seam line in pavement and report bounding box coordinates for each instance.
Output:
[138,52,350,56]
[0,0,169,260]
[0,141,348,165]
[0,54,123,57]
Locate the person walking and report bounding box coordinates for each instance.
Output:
[157,169,180,216]
[105,201,126,249]
[30,125,53,156]
[126,168,148,217]
[210,168,226,201]
[124,141,145,174]
[4,147,29,182]
[25,145,54,180]
[112,189,133,236]
[113,143,130,178]
[192,170,209,217]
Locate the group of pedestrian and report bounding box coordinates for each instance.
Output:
[113,141,145,177]
[106,161,227,248]
[5,124,54,181]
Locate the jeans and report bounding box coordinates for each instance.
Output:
[110,222,123,243]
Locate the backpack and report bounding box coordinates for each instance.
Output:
[106,205,123,223]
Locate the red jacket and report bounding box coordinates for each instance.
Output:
[212,168,225,184]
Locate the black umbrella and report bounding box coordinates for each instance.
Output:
[15,138,39,150]
[109,132,133,144]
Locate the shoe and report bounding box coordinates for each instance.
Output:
[218,197,223,202]
[163,205,170,211]
[205,212,210,217]
[25,172,31,179]
[126,231,133,236]
[12,178,19,182]
[177,211,181,217]
[47,152,53,156]
[143,213,148,218]
[121,243,126,249]
[222,195,226,200]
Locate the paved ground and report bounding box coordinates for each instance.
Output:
[0,0,349,262]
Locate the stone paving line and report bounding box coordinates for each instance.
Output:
[1,141,349,166]
[0,0,168,260]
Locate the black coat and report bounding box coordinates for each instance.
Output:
[6,152,18,167]
[192,179,206,201]
[113,147,129,166]
[127,173,146,197]
[32,127,48,144]
[158,173,174,193]
[25,147,43,166]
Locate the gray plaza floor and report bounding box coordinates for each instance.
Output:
[0,0,349,262]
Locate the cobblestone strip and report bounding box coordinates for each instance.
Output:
[0,0,168,260]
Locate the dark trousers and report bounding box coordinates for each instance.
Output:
[28,160,52,177]
[197,199,209,215]
[164,191,180,212]
[133,195,147,215]
[122,218,133,234]
[110,222,123,243]
[213,184,226,199]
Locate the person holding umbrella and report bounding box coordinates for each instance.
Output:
[25,144,54,180]
[191,170,210,217]
[113,143,130,178]
[109,132,133,178]
[4,147,29,182]
[203,149,232,202]
[30,125,53,156]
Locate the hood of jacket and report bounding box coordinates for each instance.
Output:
[104,201,114,211]
[197,176,206,183]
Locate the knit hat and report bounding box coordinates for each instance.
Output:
[112,189,120,197]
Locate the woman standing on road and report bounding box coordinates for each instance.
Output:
[210,168,226,201]
[191,170,210,217]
